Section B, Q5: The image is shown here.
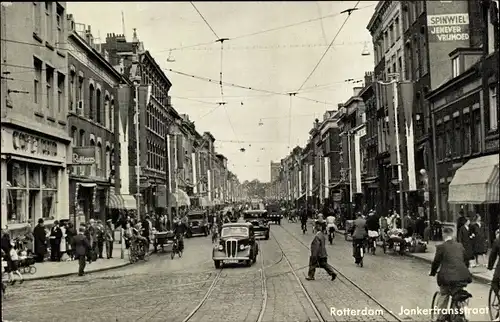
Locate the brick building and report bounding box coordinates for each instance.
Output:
[1,2,71,234]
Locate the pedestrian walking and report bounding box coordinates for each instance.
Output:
[306,221,337,281]
[72,227,90,276]
[24,223,34,256]
[8,242,24,284]
[457,217,474,268]
[104,219,114,259]
[471,214,487,267]
[33,219,47,262]
[96,220,105,259]
[487,229,500,299]
[66,222,76,260]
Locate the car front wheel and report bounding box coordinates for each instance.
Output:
[214,260,221,269]
[245,259,252,267]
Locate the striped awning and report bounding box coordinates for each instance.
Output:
[448,154,499,204]
[170,189,191,207]
[108,188,137,210]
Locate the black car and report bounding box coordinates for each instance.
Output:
[212,222,259,268]
[266,204,281,225]
[243,210,270,240]
[186,210,209,238]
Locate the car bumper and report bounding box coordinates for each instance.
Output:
[254,230,269,237]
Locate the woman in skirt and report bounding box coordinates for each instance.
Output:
[471,213,488,267]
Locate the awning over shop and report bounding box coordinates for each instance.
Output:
[171,189,191,207]
[200,196,213,207]
[448,154,499,204]
[108,192,137,210]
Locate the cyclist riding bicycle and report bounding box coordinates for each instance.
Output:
[350,212,367,265]
[325,214,337,243]
[429,227,472,322]
[487,229,500,299]
[314,214,327,233]
[366,210,380,250]
[173,218,186,252]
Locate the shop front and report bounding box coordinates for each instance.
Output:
[1,126,70,235]
[448,154,499,245]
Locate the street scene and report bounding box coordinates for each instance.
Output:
[1,1,499,322]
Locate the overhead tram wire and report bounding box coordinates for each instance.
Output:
[165,68,336,107]
[296,1,361,92]
[190,2,220,39]
[163,3,375,52]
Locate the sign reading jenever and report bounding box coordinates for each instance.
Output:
[427,13,469,42]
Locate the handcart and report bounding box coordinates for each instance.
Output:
[383,229,406,255]
[153,230,175,253]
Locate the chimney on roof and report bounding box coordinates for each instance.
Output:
[364,71,373,86]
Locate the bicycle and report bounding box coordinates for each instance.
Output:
[430,283,472,322]
[489,283,500,321]
[170,237,183,259]
[353,239,365,267]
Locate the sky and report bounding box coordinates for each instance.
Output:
[67,1,377,183]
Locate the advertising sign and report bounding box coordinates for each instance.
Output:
[72,147,96,165]
[428,13,469,42]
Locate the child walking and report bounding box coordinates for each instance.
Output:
[8,242,24,284]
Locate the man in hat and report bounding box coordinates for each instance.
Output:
[49,221,62,261]
[104,219,114,259]
[72,227,90,276]
[306,220,337,281]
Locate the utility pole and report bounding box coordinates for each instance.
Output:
[132,78,141,221]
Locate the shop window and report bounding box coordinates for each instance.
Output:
[42,190,56,220]
[42,166,57,189]
[29,164,40,188]
[454,118,461,157]
[7,162,26,188]
[7,190,27,224]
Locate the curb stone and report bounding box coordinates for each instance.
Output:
[22,261,132,282]
[337,230,492,285]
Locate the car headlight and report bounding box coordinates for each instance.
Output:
[239,244,249,250]
[217,245,223,251]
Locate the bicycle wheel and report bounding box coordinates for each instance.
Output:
[29,266,37,274]
[430,291,439,322]
[489,287,500,321]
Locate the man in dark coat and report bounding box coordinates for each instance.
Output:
[351,213,367,265]
[430,227,472,321]
[49,221,63,261]
[141,215,152,249]
[488,229,500,298]
[306,221,337,281]
[72,227,90,276]
[33,219,47,262]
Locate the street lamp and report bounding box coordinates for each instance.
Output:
[377,73,404,225]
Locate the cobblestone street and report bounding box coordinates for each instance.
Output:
[1,222,494,322]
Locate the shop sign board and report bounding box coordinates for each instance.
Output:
[1,127,66,163]
[72,147,96,165]
[428,13,470,42]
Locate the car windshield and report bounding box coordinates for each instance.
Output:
[188,214,204,220]
[250,204,262,210]
[221,226,248,237]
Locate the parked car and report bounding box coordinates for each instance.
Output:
[266,204,281,225]
[212,222,259,268]
[243,209,270,240]
[186,210,209,238]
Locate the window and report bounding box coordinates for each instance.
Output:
[45,1,52,43]
[472,106,481,153]
[403,5,409,31]
[437,124,444,160]
[70,126,77,146]
[462,113,471,155]
[104,95,110,128]
[96,88,101,124]
[77,76,84,115]
[79,130,85,146]
[69,72,75,111]
[489,86,498,131]
[488,1,499,54]
[389,24,394,46]
[33,2,41,35]
[46,65,54,109]
[421,34,428,75]
[398,56,403,80]
[452,57,460,77]
[57,72,64,112]
[56,4,64,45]
[395,17,400,39]
[110,100,115,133]
[453,117,461,157]
[413,37,420,79]
[96,143,102,177]
[105,147,111,178]
[412,1,418,21]
[33,57,42,105]
[89,84,94,120]
[404,42,412,80]
[384,31,388,52]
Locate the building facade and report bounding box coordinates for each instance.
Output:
[1,2,71,233]
[270,161,280,183]
[66,17,128,224]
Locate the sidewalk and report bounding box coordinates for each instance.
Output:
[338,230,493,284]
[9,241,130,281]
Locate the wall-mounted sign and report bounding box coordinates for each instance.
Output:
[72,147,96,165]
[13,130,57,157]
[428,13,469,42]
